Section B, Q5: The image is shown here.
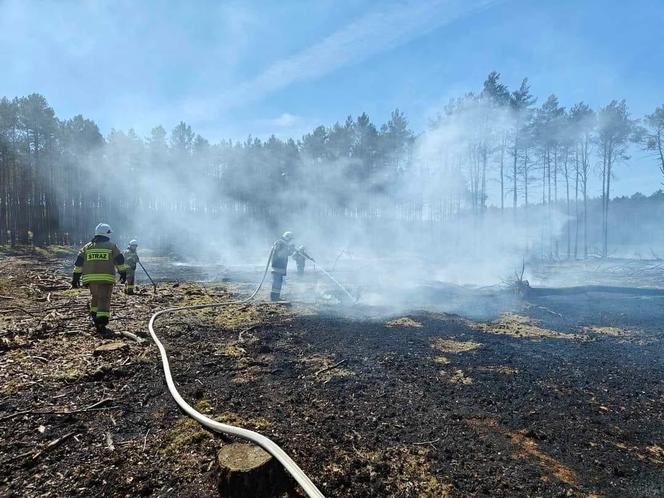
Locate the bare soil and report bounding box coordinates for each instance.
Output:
[1,252,663,497]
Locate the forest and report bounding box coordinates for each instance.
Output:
[1,72,663,259]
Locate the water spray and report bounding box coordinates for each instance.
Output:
[295,249,357,303]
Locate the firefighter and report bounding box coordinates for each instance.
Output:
[123,239,139,294]
[293,246,307,276]
[71,223,127,336]
[270,231,296,301]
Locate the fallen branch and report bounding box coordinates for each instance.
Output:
[315,359,346,376]
[0,307,37,316]
[0,398,117,422]
[0,405,60,422]
[536,305,563,318]
[523,304,563,318]
[33,431,77,459]
[3,431,76,464]
[85,397,115,410]
[117,330,144,343]
[142,429,150,452]
[413,438,441,446]
[36,284,70,291]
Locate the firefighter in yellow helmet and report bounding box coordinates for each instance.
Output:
[123,239,139,294]
[71,223,127,336]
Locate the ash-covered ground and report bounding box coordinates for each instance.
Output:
[1,250,663,497]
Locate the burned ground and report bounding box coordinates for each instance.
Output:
[1,252,663,497]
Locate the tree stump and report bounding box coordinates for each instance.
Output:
[216,442,289,497]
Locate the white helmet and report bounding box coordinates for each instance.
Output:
[129,239,138,247]
[282,231,294,242]
[94,223,113,237]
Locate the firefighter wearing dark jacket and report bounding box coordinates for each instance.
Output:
[271,231,296,301]
[123,239,139,295]
[293,246,306,276]
[71,223,127,335]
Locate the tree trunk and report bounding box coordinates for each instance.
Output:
[513,138,518,211]
[523,148,529,207]
[601,143,607,258]
[565,153,570,259]
[574,148,580,259]
[604,142,613,258]
[657,128,664,181]
[500,137,505,212]
[481,145,487,213]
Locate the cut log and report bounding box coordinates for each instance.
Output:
[93,341,128,355]
[216,442,289,497]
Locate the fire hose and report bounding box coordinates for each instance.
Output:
[147,244,325,498]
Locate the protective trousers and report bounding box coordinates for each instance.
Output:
[125,268,135,294]
[88,282,113,326]
[271,273,284,301]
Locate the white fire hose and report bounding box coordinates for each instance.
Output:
[147,245,325,498]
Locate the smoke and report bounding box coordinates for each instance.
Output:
[35,76,659,319]
[85,97,570,318]
[42,80,575,315]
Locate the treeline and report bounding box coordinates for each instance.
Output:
[425,73,663,258]
[1,74,663,258]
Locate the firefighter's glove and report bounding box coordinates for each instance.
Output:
[119,271,127,284]
[71,274,81,289]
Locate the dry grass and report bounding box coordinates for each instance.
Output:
[583,325,631,337]
[440,368,473,385]
[325,445,453,497]
[385,317,423,328]
[478,313,581,341]
[468,417,580,487]
[431,338,482,353]
[613,442,664,465]
[476,365,519,375]
[159,416,214,463]
[299,354,355,381]
[215,343,246,358]
[215,411,271,431]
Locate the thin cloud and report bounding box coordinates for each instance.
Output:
[266,112,301,128]
[181,0,502,120]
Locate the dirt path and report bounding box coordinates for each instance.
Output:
[1,253,662,497]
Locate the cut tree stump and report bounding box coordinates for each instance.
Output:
[216,442,289,497]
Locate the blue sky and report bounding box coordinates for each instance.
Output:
[1,0,663,197]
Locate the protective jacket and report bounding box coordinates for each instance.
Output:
[271,238,295,275]
[293,251,305,273]
[123,248,140,270]
[74,236,127,285]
